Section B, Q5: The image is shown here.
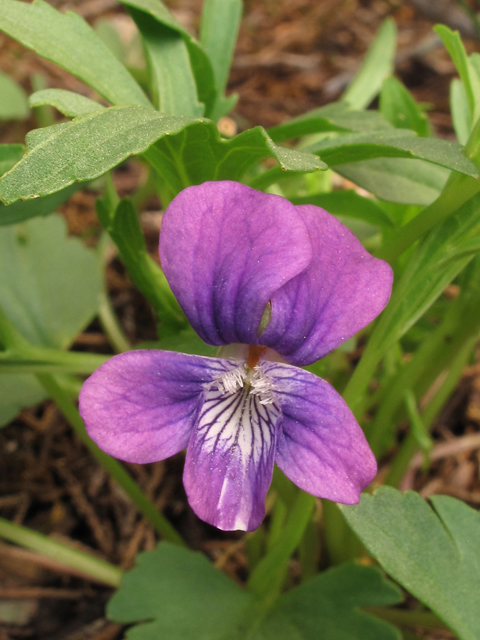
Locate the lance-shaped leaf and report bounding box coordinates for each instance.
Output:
[118,0,217,117]
[267,102,393,144]
[380,77,431,137]
[200,0,242,120]
[29,89,105,118]
[128,7,203,117]
[336,158,450,205]
[306,130,478,177]
[340,487,480,640]
[108,542,402,640]
[0,0,150,107]
[0,106,324,204]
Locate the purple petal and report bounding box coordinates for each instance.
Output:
[183,374,281,531]
[263,362,376,504]
[79,350,234,464]
[260,204,393,365]
[160,181,312,347]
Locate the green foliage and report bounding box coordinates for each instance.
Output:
[380,77,431,137]
[0,71,29,120]
[337,158,449,205]
[108,543,402,640]
[118,0,217,117]
[200,0,242,120]
[0,215,102,424]
[0,107,324,205]
[128,8,203,116]
[29,89,105,118]
[0,144,24,176]
[342,18,397,110]
[0,184,81,226]
[306,130,477,176]
[340,487,480,640]
[0,0,150,107]
[267,102,394,144]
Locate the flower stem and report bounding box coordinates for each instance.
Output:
[0,517,122,587]
[247,490,315,605]
[98,290,131,354]
[36,373,186,548]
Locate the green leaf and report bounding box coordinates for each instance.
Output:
[0,106,198,204]
[0,375,46,427]
[0,215,102,348]
[306,130,478,177]
[29,89,105,118]
[0,215,102,423]
[200,0,242,120]
[434,24,480,126]
[107,543,254,640]
[336,158,449,205]
[340,487,480,640]
[343,18,397,110]
[108,543,402,640]
[128,8,203,117]
[267,102,393,144]
[145,123,326,199]
[0,106,323,205]
[0,144,24,177]
[0,70,29,120]
[0,0,150,107]
[97,196,185,329]
[118,0,217,117]
[0,184,81,226]
[361,190,480,359]
[289,190,395,228]
[451,78,471,145]
[253,563,402,640]
[380,77,431,137]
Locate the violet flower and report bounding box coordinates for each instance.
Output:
[79,181,393,531]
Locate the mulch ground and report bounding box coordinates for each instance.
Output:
[1,1,479,638]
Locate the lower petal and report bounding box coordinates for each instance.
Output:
[184,380,281,531]
[263,362,376,504]
[79,350,234,464]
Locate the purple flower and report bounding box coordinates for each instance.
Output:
[79,181,393,531]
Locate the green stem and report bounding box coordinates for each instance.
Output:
[0,348,109,374]
[365,606,447,631]
[386,333,477,487]
[98,290,131,354]
[0,517,122,587]
[248,490,314,604]
[36,373,186,547]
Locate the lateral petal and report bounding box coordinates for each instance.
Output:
[79,350,234,464]
[260,204,393,365]
[264,362,376,504]
[183,378,281,531]
[160,181,312,347]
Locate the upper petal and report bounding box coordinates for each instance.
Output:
[260,204,393,365]
[160,181,312,347]
[183,371,281,531]
[79,350,234,464]
[263,362,376,504]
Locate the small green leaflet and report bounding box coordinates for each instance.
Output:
[108,543,402,640]
[340,487,480,640]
